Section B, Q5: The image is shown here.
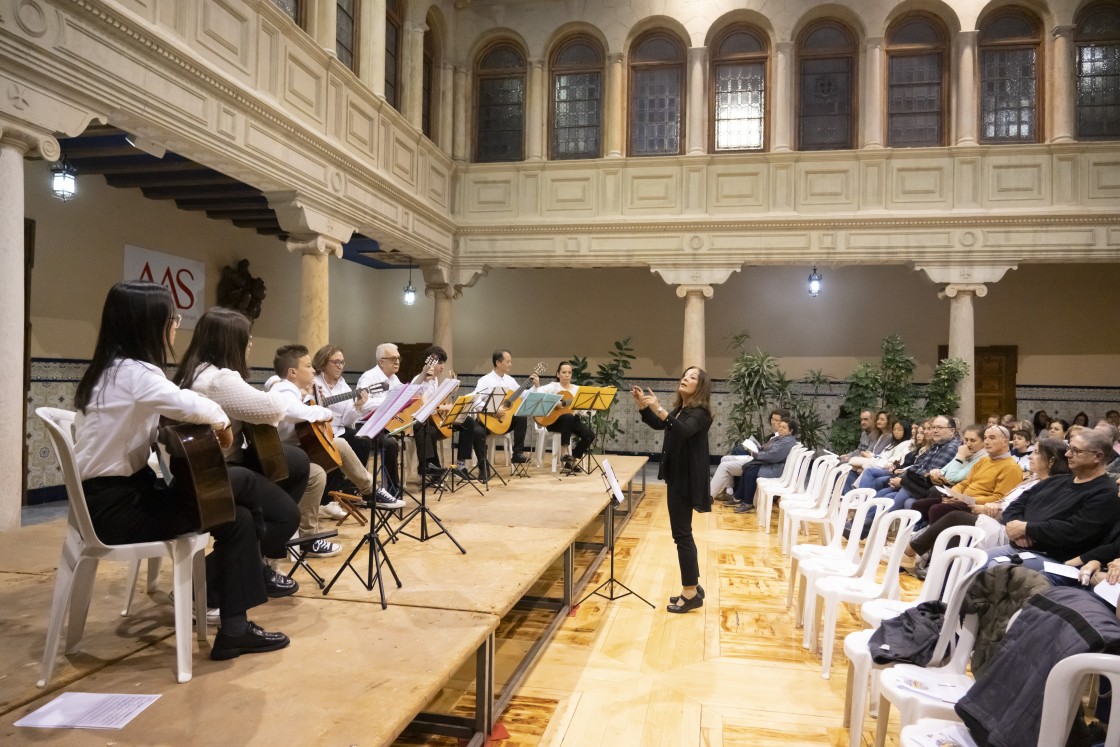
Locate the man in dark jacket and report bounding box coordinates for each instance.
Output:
[986,430,1120,564]
[734,416,798,513]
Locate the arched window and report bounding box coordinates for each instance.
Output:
[711,25,768,151]
[385,0,402,110]
[1075,2,1120,139]
[336,0,358,72]
[886,15,948,147]
[629,32,685,156]
[979,9,1041,143]
[550,36,604,160]
[475,43,527,162]
[798,21,857,150]
[422,20,437,139]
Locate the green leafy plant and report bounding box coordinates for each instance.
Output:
[879,335,918,422]
[924,357,970,419]
[568,337,636,450]
[831,362,882,453]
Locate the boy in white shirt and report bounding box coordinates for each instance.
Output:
[266,345,401,557]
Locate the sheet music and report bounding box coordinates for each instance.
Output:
[741,436,760,454]
[413,379,460,422]
[15,693,161,730]
[356,384,421,438]
[601,459,625,504]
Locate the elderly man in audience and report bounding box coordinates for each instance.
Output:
[984,429,1120,567]
[731,416,799,514]
[926,422,987,488]
[1094,420,1120,475]
[909,424,1023,525]
[838,410,880,465]
[879,415,963,511]
[710,409,789,503]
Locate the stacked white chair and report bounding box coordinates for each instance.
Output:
[35,407,210,686]
[785,488,878,610]
[901,652,1120,747]
[772,453,837,543]
[842,543,988,747]
[809,509,921,678]
[780,461,850,555]
[755,445,810,533]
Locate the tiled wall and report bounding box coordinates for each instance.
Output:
[25,359,1120,493]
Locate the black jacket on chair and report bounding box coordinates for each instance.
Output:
[641,405,713,512]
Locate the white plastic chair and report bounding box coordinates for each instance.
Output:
[781,461,850,555]
[874,612,982,747]
[786,489,878,609]
[756,446,810,533]
[481,432,514,474]
[809,509,921,678]
[530,421,563,471]
[773,452,837,543]
[36,407,210,686]
[861,524,986,629]
[843,545,988,747]
[900,652,1120,747]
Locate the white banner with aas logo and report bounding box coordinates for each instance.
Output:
[122,245,205,330]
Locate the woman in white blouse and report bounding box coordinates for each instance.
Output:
[536,361,595,470]
[74,282,288,661]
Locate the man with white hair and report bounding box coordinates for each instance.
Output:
[357,342,405,500]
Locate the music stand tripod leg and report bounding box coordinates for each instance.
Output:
[576,499,653,608]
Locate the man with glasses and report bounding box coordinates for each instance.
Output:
[986,429,1120,571]
[357,343,406,499]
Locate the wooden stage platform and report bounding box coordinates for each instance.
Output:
[0,455,648,746]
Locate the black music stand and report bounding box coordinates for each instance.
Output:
[472,389,510,489]
[576,460,653,609]
[569,386,617,477]
[436,394,483,496]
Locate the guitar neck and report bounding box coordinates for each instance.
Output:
[320,382,387,407]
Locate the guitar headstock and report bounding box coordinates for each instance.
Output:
[533,362,546,376]
[423,354,439,374]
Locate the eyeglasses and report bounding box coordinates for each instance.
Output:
[328,359,345,367]
[380,357,401,363]
[169,314,182,329]
[1067,446,1102,457]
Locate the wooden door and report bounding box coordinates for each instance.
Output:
[397,342,432,383]
[938,345,1018,421]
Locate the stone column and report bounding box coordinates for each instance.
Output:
[686,47,707,155]
[604,53,624,158]
[526,59,545,160]
[309,0,338,58]
[1051,26,1077,143]
[438,63,454,151]
[955,31,979,146]
[677,284,713,370]
[401,21,428,130]
[452,65,468,162]
[772,41,794,151]
[286,234,342,353]
[425,284,455,362]
[862,38,885,148]
[944,284,986,425]
[0,130,34,532]
[359,0,387,93]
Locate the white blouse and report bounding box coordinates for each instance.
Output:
[75,359,229,479]
[186,364,288,460]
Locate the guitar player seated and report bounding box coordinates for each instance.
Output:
[355,342,406,498]
[455,350,540,481]
[265,345,402,557]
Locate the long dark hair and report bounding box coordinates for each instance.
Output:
[671,366,711,412]
[1034,437,1071,476]
[173,307,252,389]
[75,282,176,412]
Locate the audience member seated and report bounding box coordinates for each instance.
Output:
[909,424,1023,525]
[710,409,788,503]
[879,415,962,511]
[1010,426,1035,471]
[855,419,926,491]
[1032,410,1051,436]
[837,410,880,466]
[1072,411,1090,427]
[843,411,898,490]
[1097,421,1120,475]
[901,438,1070,572]
[925,423,987,491]
[1047,417,1071,442]
[731,416,799,514]
[985,429,1120,567]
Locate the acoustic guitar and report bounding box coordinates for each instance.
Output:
[158,421,236,532]
[478,363,547,436]
[318,380,390,407]
[296,418,342,473]
[534,389,575,428]
[383,355,440,435]
[241,422,290,482]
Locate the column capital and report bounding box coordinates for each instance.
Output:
[1052,25,1076,39]
[687,46,707,60]
[404,21,428,34]
[864,36,886,50]
[421,261,489,298]
[529,58,544,70]
[675,284,714,299]
[957,29,979,43]
[650,265,741,287]
[265,191,356,244]
[775,40,795,54]
[943,283,988,298]
[0,118,59,160]
[607,52,624,64]
[915,263,1016,286]
[285,233,343,258]
[424,282,457,301]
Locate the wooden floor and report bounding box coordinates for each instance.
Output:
[402,485,920,747]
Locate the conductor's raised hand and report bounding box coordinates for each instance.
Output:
[630,385,645,406]
[642,388,660,410]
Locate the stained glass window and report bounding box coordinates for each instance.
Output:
[476,44,526,162]
[385,0,402,110]
[629,32,685,156]
[979,11,1040,143]
[887,16,947,147]
[422,22,436,139]
[336,0,357,72]
[1076,3,1120,139]
[712,27,768,151]
[798,22,856,150]
[551,38,603,159]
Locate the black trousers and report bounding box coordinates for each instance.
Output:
[371,431,401,489]
[228,463,300,560]
[413,421,445,472]
[84,467,267,618]
[456,416,527,461]
[909,510,980,556]
[734,462,765,505]
[546,413,594,458]
[666,487,700,587]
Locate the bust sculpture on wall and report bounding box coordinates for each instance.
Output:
[217,259,267,320]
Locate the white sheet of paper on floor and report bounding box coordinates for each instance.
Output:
[15,692,160,730]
